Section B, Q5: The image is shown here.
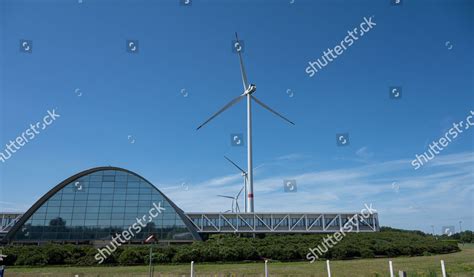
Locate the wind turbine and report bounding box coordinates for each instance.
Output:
[197,33,294,213]
[224,155,250,212]
[217,186,244,212]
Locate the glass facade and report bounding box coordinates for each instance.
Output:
[11,169,196,242]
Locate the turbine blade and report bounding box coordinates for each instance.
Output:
[254,163,265,171]
[236,185,244,198]
[251,96,295,125]
[217,195,234,199]
[235,32,249,90]
[196,94,245,130]
[224,156,246,174]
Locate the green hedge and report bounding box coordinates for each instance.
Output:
[441,231,473,243]
[1,230,460,266]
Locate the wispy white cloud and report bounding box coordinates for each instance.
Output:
[275,153,307,161]
[0,201,31,213]
[355,146,374,162]
[163,151,473,232]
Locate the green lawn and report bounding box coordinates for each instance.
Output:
[5,244,474,276]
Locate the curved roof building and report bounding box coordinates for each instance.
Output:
[3,167,201,244]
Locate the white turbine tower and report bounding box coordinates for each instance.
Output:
[197,32,294,213]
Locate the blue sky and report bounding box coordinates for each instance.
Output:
[0,0,472,234]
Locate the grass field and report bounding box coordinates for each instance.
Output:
[4,244,474,277]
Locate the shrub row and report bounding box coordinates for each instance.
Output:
[1,230,460,266]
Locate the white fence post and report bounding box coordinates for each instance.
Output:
[265,260,268,277]
[441,260,447,277]
[389,260,394,277]
[190,261,194,277]
[326,260,331,277]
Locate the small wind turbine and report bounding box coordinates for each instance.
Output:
[224,155,248,212]
[217,186,244,213]
[197,33,294,213]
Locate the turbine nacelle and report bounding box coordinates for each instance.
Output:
[245,84,256,95]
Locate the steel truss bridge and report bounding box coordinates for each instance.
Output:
[0,213,23,240]
[185,212,379,233]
